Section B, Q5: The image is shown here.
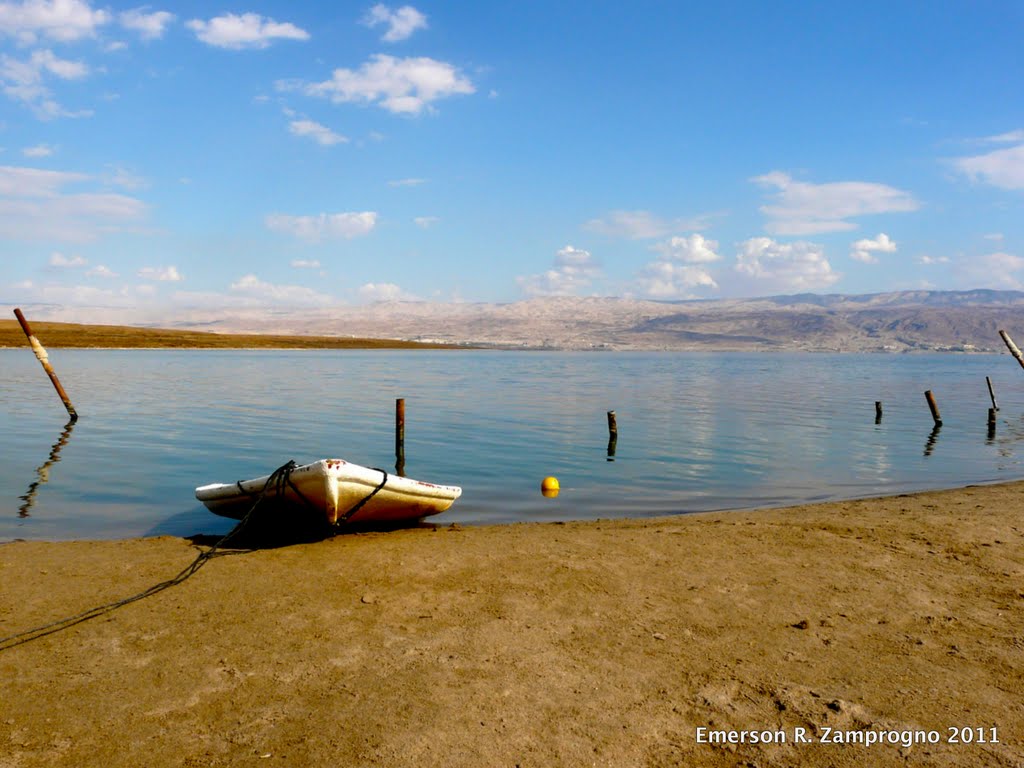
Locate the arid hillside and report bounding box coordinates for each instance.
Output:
[6,290,1024,351]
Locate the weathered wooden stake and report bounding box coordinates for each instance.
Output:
[606,410,618,461]
[988,407,997,427]
[395,398,406,476]
[998,330,1024,371]
[924,390,942,426]
[13,308,77,422]
[874,401,883,423]
[986,376,999,411]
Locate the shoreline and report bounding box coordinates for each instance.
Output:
[0,318,1009,354]
[2,481,1022,766]
[4,476,1021,547]
[0,319,466,350]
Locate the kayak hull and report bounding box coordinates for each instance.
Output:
[195,459,461,525]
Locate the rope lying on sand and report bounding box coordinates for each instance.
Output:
[0,459,387,652]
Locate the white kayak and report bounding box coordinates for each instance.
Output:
[195,458,462,525]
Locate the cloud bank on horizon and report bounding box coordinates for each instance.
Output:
[1,0,1022,320]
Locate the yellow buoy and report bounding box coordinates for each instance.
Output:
[541,476,560,498]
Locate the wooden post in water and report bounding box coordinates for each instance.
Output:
[986,376,999,411]
[606,410,618,461]
[998,330,1024,371]
[875,401,883,423]
[13,308,78,422]
[395,398,406,476]
[924,390,942,426]
[988,407,997,442]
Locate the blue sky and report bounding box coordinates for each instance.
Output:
[1,0,1023,317]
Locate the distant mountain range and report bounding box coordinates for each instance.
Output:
[8,290,1024,352]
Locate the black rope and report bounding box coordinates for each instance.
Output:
[0,460,301,652]
[0,460,395,652]
[334,468,389,526]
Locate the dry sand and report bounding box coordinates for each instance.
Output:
[1,483,1023,767]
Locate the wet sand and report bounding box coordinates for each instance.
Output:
[1,482,1023,767]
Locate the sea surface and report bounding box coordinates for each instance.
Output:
[2,349,1024,542]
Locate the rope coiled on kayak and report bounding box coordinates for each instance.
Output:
[0,460,387,652]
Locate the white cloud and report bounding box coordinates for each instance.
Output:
[636,262,717,298]
[650,233,721,263]
[86,263,117,278]
[9,280,148,307]
[952,143,1024,190]
[288,119,347,146]
[0,0,110,44]
[362,4,427,42]
[752,172,919,235]
[187,13,309,50]
[290,259,321,269]
[1,48,89,118]
[22,142,52,156]
[288,54,474,115]
[984,233,1004,241]
[0,164,146,241]
[517,245,601,297]
[104,166,146,190]
[266,211,377,243]
[137,265,182,281]
[119,8,174,40]
[635,234,720,298]
[2,48,88,82]
[413,215,438,228]
[388,177,425,187]
[850,232,897,264]
[735,237,840,291]
[229,273,335,306]
[957,252,1024,289]
[917,255,950,265]
[584,209,711,240]
[980,252,1024,271]
[0,164,84,195]
[979,129,1024,144]
[357,282,418,302]
[47,250,85,267]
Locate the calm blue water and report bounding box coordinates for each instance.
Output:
[2,349,1024,541]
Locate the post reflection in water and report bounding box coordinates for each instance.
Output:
[992,413,1024,463]
[924,424,942,457]
[18,418,76,518]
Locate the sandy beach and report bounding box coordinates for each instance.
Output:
[1,482,1022,767]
